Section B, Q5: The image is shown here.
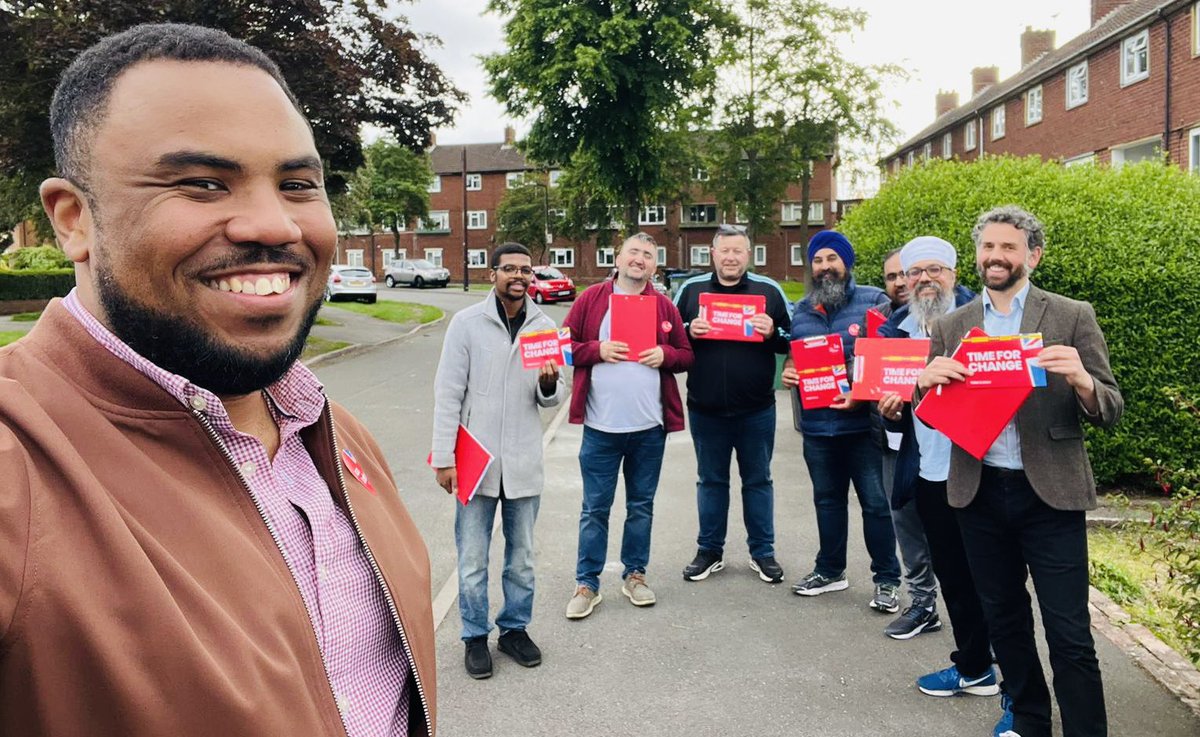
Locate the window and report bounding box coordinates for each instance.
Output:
[1063,153,1095,167]
[424,249,443,267]
[965,121,977,151]
[790,244,805,266]
[1190,128,1200,173]
[427,176,441,193]
[1025,85,1043,125]
[1066,62,1089,109]
[922,142,932,160]
[1111,137,1161,169]
[1121,30,1150,86]
[505,172,526,188]
[346,249,364,268]
[547,169,563,187]
[780,202,822,223]
[467,210,488,230]
[1194,3,1200,57]
[991,105,1006,140]
[691,166,710,181]
[891,158,901,174]
[656,246,667,266]
[906,151,915,166]
[596,248,615,268]
[753,244,766,267]
[639,205,667,225]
[683,203,718,225]
[465,173,482,191]
[690,246,710,266]
[467,249,488,269]
[550,248,575,268]
[942,132,953,159]
[418,210,450,232]
[382,250,407,269]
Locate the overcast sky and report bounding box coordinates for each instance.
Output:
[396,0,1091,147]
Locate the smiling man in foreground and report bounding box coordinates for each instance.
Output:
[0,24,435,736]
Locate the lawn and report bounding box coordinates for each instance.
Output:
[1088,524,1197,665]
[0,331,25,347]
[327,300,442,325]
[301,336,350,361]
[779,279,806,303]
[8,311,42,322]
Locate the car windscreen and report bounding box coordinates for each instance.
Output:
[535,268,564,280]
[339,269,372,278]
[411,260,437,269]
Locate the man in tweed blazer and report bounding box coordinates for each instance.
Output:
[916,206,1121,737]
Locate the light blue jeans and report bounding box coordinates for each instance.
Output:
[455,493,540,641]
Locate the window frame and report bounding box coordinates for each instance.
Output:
[965,121,977,151]
[427,175,441,194]
[922,142,932,160]
[505,172,526,189]
[467,210,488,230]
[467,249,488,269]
[1066,61,1089,109]
[942,132,953,159]
[465,173,482,191]
[550,248,575,268]
[683,203,718,225]
[596,247,615,268]
[753,244,767,267]
[345,249,364,268]
[1189,127,1200,173]
[1025,85,1043,126]
[789,244,805,266]
[1121,29,1150,87]
[689,245,711,267]
[991,104,1006,140]
[424,248,444,268]
[382,250,407,269]
[418,210,451,232]
[906,151,915,166]
[656,246,667,266]
[639,205,667,225]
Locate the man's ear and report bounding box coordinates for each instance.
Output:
[39,178,94,263]
[1028,246,1044,271]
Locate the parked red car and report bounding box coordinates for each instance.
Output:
[528,267,576,304]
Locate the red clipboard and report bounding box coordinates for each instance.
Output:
[866,308,887,338]
[850,337,930,402]
[427,424,495,505]
[610,293,656,360]
[913,327,1032,460]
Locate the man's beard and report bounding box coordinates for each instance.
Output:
[909,285,953,330]
[977,259,1029,292]
[811,270,848,311]
[95,256,321,396]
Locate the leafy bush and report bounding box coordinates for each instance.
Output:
[840,156,1200,485]
[0,269,75,300]
[2,245,71,270]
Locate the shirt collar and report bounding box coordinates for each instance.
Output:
[62,288,326,426]
[982,280,1031,316]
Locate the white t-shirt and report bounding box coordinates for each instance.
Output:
[585,289,663,433]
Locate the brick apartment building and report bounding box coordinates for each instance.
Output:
[884,0,1200,175]
[338,126,839,285]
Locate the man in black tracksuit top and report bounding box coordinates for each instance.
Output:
[673,224,793,585]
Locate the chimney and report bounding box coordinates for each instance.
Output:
[1020,27,1056,67]
[429,132,437,147]
[971,66,1000,97]
[1091,1,1129,26]
[935,90,960,118]
[503,125,516,146]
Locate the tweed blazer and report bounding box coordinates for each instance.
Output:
[925,284,1122,511]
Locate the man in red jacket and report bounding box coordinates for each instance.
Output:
[562,233,694,619]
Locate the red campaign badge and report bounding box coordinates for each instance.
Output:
[848,323,861,337]
[341,448,377,494]
[660,321,672,333]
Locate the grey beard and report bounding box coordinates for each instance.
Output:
[909,289,953,332]
[811,274,848,311]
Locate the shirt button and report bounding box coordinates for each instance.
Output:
[188,395,207,412]
[336,695,351,713]
[318,564,328,581]
[239,461,257,477]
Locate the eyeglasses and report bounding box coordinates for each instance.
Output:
[884,271,906,283]
[905,264,953,280]
[496,265,534,276]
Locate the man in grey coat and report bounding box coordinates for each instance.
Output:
[917,206,1122,737]
[431,242,564,680]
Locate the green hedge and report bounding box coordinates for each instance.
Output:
[0,269,75,300]
[1,245,71,270]
[840,156,1200,487]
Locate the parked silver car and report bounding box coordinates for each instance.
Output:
[324,265,377,303]
[384,259,451,289]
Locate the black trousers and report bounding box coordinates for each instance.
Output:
[956,466,1106,737]
[914,477,992,677]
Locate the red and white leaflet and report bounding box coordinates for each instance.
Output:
[790,334,850,410]
[697,292,765,342]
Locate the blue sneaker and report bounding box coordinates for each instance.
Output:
[993,692,1017,736]
[916,664,1001,697]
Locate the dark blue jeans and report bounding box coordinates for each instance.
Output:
[802,432,900,585]
[576,425,668,591]
[689,405,777,559]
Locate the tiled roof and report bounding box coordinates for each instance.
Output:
[888,0,1180,158]
[427,143,538,175]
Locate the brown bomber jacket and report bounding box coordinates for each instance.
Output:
[0,301,436,736]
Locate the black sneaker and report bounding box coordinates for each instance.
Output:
[869,583,901,613]
[749,556,784,583]
[464,635,492,679]
[497,629,542,667]
[682,549,725,581]
[884,604,944,640]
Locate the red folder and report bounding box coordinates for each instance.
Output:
[697,292,765,342]
[866,308,887,338]
[913,327,1032,460]
[850,338,930,402]
[610,293,656,360]
[427,424,495,505]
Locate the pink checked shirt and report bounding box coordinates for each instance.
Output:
[64,291,413,737]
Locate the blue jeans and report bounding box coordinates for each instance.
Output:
[576,425,667,591]
[802,432,901,585]
[455,493,540,641]
[689,406,777,559]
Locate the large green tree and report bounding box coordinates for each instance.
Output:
[340,139,432,256]
[495,173,562,263]
[707,0,901,272]
[0,0,465,238]
[483,0,735,232]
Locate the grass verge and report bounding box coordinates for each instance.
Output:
[313,315,342,326]
[780,279,806,303]
[0,331,25,347]
[8,311,41,322]
[327,300,442,324]
[301,336,350,361]
[1088,524,1196,665]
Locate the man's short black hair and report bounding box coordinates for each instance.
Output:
[882,247,902,266]
[50,23,304,192]
[491,242,532,268]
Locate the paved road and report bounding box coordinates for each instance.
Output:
[313,288,1199,737]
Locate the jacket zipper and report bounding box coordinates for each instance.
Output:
[190,408,354,737]
[324,402,434,737]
